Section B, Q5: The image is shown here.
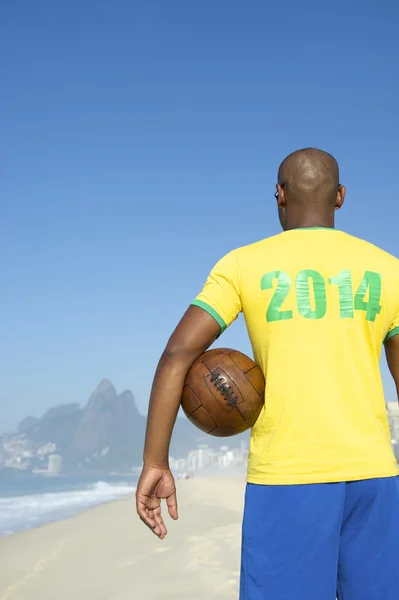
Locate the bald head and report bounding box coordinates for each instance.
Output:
[278,148,339,206]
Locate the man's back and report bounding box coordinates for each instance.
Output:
[194,227,399,484]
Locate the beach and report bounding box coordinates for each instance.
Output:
[0,476,245,600]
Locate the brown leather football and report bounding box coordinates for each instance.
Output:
[181,348,265,437]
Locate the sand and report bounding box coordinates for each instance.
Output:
[0,476,246,600]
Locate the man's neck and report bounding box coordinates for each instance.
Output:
[285,213,335,230]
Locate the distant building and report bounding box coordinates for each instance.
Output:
[187,452,197,473]
[38,443,56,457]
[387,403,399,445]
[240,440,248,457]
[48,454,62,475]
[169,438,250,477]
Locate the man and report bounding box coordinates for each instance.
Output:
[136,148,399,599]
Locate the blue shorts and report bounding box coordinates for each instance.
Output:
[240,477,399,600]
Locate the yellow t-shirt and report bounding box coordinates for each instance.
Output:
[192,228,399,485]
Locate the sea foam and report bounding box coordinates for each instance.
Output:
[0,480,135,537]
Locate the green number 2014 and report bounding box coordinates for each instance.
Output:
[260,269,382,323]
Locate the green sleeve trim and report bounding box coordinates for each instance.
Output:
[384,327,399,343]
[191,299,227,333]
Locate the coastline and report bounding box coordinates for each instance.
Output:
[0,475,246,600]
[0,478,136,538]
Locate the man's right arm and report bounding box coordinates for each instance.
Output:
[385,335,399,399]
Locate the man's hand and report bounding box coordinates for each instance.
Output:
[136,465,178,540]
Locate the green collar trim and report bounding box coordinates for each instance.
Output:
[293,227,335,231]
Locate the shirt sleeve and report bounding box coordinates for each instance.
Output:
[385,312,399,343]
[384,267,399,343]
[191,251,242,334]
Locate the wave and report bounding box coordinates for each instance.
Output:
[0,480,135,537]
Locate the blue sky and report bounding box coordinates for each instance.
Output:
[1,0,398,429]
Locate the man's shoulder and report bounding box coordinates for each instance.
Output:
[231,233,284,259]
[343,232,399,269]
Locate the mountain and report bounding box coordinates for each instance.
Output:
[17,416,38,433]
[5,379,247,474]
[0,379,250,474]
[24,403,82,456]
[67,380,145,471]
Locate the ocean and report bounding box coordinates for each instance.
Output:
[0,471,137,537]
